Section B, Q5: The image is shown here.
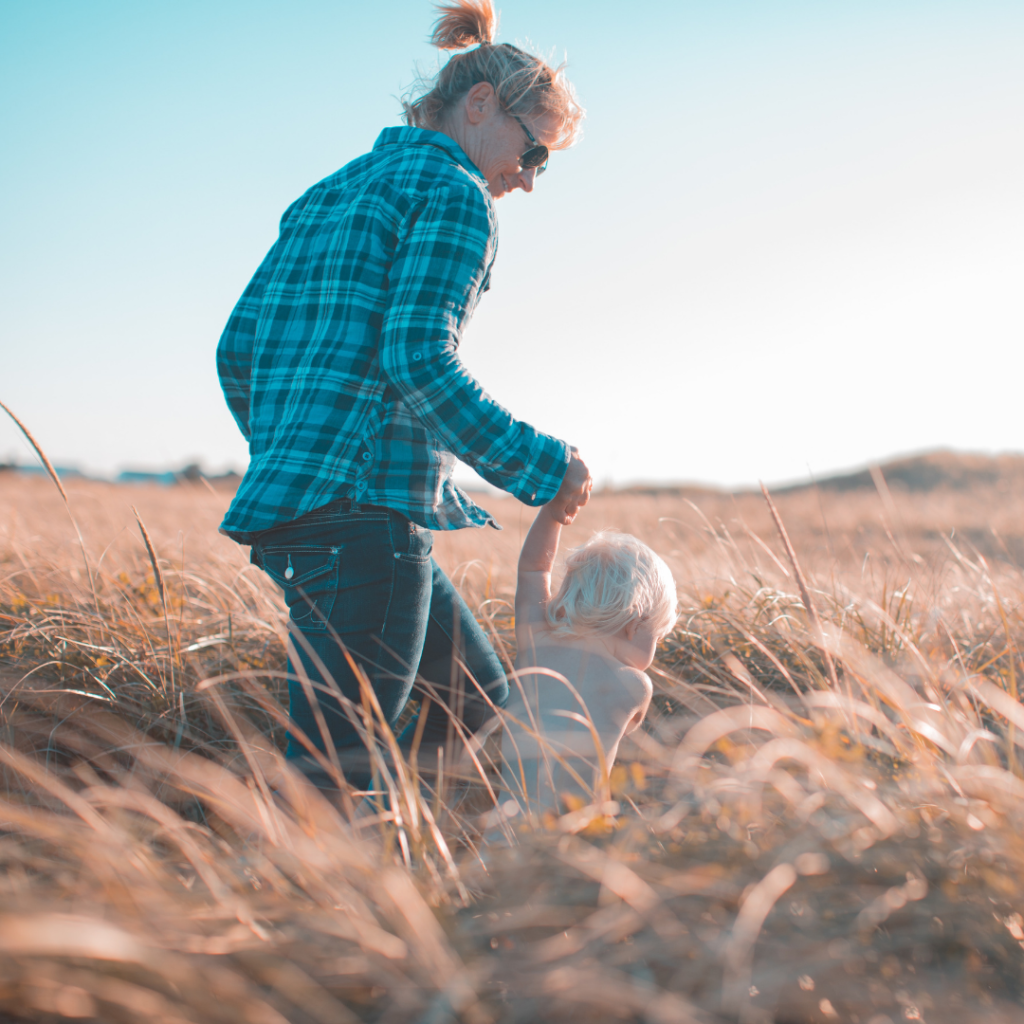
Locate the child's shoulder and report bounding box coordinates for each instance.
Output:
[576,659,651,728]
[612,663,653,699]
[576,652,651,704]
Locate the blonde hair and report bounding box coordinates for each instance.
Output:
[546,532,678,641]
[402,0,584,151]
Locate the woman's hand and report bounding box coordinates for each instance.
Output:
[548,451,592,525]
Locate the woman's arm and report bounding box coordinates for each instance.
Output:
[379,183,572,508]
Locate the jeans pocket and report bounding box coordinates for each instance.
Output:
[259,544,341,632]
[395,525,434,564]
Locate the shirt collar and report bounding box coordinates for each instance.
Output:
[373,126,486,184]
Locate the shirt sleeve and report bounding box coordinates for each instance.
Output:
[379,184,570,506]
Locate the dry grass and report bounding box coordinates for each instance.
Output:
[4,468,1024,1022]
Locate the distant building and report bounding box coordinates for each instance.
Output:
[116,469,180,486]
[0,461,239,487]
[2,463,87,479]
[116,464,242,487]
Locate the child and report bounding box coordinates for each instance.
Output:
[500,504,678,816]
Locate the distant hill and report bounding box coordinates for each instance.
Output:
[777,451,1024,495]
[612,451,1024,497]
[6,450,1023,498]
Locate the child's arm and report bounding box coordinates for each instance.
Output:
[515,455,590,647]
[623,672,653,734]
[515,503,563,643]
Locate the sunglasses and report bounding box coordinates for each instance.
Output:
[508,111,549,175]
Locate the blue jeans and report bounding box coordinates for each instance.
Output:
[249,499,508,789]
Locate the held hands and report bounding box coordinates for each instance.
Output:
[546,451,592,525]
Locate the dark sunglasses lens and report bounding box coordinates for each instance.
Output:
[520,145,549,170]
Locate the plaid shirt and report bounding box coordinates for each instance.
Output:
[217,127,570,539]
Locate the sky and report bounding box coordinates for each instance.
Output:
[2,0,1022,490]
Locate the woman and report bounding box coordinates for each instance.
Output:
[216,0,590,792]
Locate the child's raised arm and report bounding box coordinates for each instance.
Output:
[515,454,592,646]
[515,504,563,641]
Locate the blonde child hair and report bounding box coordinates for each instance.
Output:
[545,531,678,641]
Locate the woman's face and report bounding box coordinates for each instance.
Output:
[450,82,560,199]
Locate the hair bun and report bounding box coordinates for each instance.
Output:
[429,0,497,51]
[404,0,583,150]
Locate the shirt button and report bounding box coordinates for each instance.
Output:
[412,352,422,362]
[530,492,537,501]
[362,452,372,461]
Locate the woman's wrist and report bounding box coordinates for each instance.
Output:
[539,500,566,523]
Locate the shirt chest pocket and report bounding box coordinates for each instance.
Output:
[258,545,341,632]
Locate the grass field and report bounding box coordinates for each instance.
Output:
[4,462,1024,1023]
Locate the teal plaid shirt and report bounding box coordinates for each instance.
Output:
[217,127,570,539]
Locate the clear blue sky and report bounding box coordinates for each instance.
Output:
[2,0,1022,488]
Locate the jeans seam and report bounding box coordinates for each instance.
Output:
[375,511,399,647]
[421,575,506,705]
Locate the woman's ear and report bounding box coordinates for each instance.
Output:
[464,81,497,125]
[623,618,640,641]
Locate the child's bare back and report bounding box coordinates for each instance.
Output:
[503,635,651,812]
[500,504,676,816]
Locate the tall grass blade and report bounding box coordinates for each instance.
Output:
[131,504,174,693]
[1,399,98,611]
[760,482,845,700]
[0,399,68,503]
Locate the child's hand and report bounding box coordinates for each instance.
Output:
[548,452,592,525]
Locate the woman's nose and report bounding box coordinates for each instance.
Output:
[514,167,538,193]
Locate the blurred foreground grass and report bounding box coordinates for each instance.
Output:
[4,469,1024,1022]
